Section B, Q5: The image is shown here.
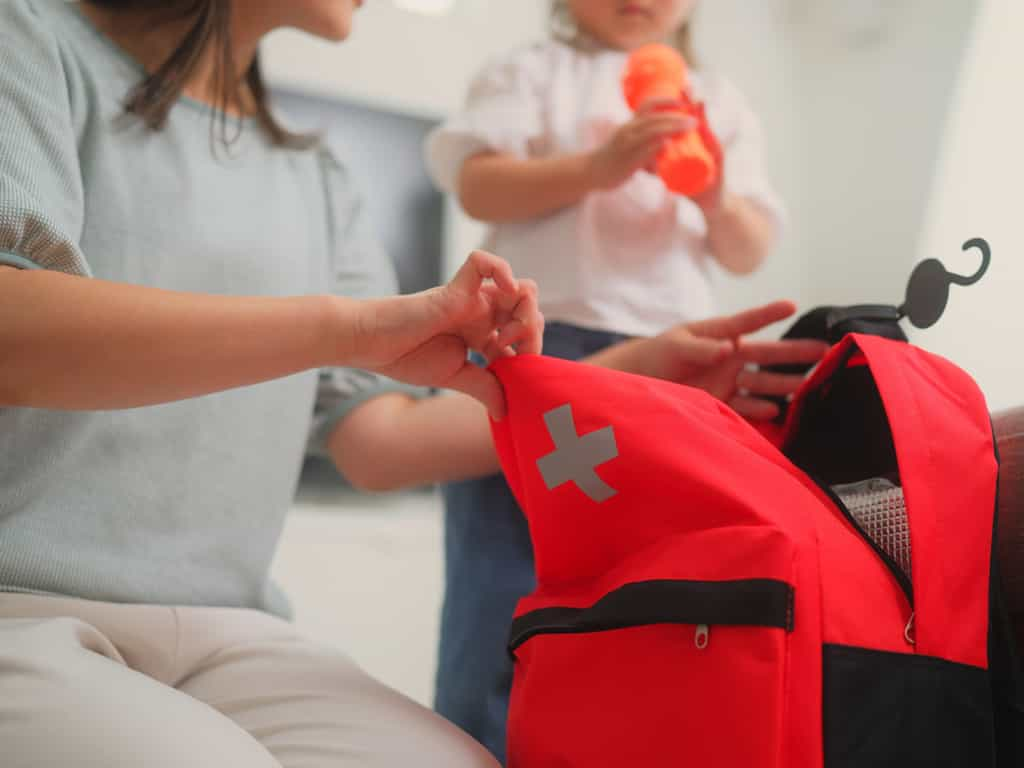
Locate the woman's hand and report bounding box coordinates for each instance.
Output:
[349,251,543,418]
[592,301,829,421]
[588,112,691,190]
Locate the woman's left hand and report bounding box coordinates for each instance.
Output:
[603,301,829,421]
[349,251,543,418]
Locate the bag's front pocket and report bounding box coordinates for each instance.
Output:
[508,563,795,768]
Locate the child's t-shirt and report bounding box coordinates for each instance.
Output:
[427,39,786,337]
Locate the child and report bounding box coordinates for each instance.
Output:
[426,0,786,761]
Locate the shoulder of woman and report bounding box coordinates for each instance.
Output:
[1,0,64,54]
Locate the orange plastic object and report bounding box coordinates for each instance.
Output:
[622,44,718,197]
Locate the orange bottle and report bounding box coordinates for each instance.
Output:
[622,44,718,197]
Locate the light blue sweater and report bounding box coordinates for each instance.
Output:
[0,0,414,615]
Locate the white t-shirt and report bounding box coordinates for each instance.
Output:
[426,39,785,337]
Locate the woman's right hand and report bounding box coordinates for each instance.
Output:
[346,251,543,419]
[588,112,692,190]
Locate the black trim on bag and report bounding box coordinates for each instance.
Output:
[508,578,794,654]
[823,643,994,767]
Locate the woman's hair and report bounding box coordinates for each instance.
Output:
[550,0,697,64]
[87,0,311,148]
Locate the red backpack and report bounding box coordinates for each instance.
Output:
[490,243,1023,767]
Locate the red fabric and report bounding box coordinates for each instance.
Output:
[854,334,994,667]
[492,357,823,768]
[489,332,996,766]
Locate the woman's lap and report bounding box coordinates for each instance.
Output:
[0,594,496,768]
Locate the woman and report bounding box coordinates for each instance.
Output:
[0,1,825,766]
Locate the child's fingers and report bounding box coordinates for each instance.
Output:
[637,98,688,116]
[629,118,690,147]
[619,137,670,177]
[631,113,692,133]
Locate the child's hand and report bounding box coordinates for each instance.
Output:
[688,103,726,212]
[349,251,543,418]
[588,113,692,190]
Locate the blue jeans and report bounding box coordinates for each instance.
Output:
[435,322,629,764]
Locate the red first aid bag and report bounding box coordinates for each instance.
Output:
[491,297,1022,766]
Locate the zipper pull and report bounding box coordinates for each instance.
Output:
[695,624,710,650]
[904,612,916,646]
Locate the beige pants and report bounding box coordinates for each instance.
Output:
[0,594,498,768]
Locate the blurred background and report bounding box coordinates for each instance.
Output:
[265,0,1022,706]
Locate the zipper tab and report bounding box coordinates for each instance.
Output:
[695,624,710,650]
[904,612,916,646]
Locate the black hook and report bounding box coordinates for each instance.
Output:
[899,238,991,329]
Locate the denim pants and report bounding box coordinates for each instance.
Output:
[434,322,629,764]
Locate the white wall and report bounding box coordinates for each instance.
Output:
[263,2,546,118]
[694,0,810,319]
[787,0,978,310]
[913,0,1024,412]
[262,1,548,280]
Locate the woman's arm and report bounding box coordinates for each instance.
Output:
[458,113,690,223]
[329,301,830,491]
[328,392,494,492]
[0,252,541,415]
[0,266,342,409]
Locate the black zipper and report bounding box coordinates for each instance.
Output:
[508,578,794,654]
[810,472,915,607]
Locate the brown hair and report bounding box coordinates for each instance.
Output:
[86,0,312,148]
[550,0,697,64]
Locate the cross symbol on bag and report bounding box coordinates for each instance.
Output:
[536,404,619,503]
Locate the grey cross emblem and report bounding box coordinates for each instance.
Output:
[536,404,619,503]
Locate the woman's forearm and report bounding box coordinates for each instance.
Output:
[328,391,498,491]
[458,151,596,223]
[0,266,349,409]
[704,195,776,275]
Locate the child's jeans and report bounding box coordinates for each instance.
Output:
[434,322,629,764]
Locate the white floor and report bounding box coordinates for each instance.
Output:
[270,474,445,707]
